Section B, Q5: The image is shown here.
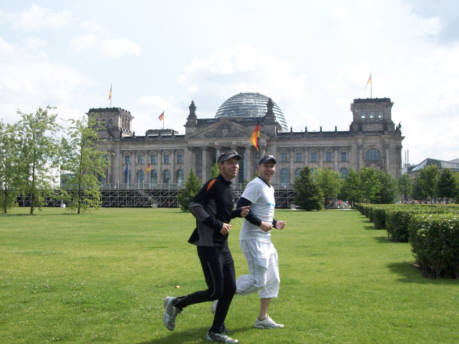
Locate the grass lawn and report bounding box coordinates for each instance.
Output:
[0,207,458,344]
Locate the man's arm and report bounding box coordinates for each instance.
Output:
[189,180,223,231]
[236,197,262,226]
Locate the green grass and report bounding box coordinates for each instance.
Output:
[0,208,458,344]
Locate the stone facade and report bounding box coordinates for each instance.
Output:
[89,94,403,189]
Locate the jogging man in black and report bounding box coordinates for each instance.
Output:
[163,151,249,344]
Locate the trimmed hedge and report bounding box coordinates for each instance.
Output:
[409,214,459,278]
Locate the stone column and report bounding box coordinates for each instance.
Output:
[289,148,294,186]
[202,148,208,182]
[171,149,176,184]
[184,146,192,179]
[158,149,163,184]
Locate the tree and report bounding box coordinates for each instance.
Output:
[0,121,22,213]
[339,169,362,205]
[293,166,323,210]
[316,167,340,207]
[60,117,109,214]
[374,170,398,203]
[359,167,381,203]
[437,168,456,201]
[18,107,61,215]
[397,173,412,202]
[209,162,219,179]
[418,165,439,202]
[177,169,202,212]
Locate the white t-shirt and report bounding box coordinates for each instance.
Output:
[240,177,275,242]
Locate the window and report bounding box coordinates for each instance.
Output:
[151,155,157,164]
[137,155,143,164]
[341,152,347,161]
[124,167,130,185]
[163,170,170,184]
[176,169,184,186]
[163,154,169,164]
[125,155,130,164]
[295,152,302,162]
[295,168,301,178]
[310,152,317,162]
[340,167,349,178]
[326,151,332,162]
[150,170,157,185]
[378,112,383,119]
[369,112,375,119]
[108,119,113,127]
[281,152,288,162]
[361,112,366,119]
[177,154,183,164]
[366,149,381,161]
[137,170,144,186]
[280,168,290,186]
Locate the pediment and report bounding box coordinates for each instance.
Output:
[188,118,256,139]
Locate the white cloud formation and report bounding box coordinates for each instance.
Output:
[179,45,311,127]
[3,4,71,32]
[71,35,142,59]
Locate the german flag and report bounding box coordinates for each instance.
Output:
[250,124,260,151]
[144,164,151,174]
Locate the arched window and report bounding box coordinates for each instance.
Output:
[366,149,381,161]
[163,170,170,184]
[137,170,144,186]
[340,167,349,178]
[280,168,290,186]
[150,170,157,185]
[176,169,184,186]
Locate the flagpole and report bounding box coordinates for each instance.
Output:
[163,110,165,129]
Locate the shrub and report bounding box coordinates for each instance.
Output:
[408,214,459,279]
[372,208,387,229]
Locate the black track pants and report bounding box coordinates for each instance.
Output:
[174,246,236,333]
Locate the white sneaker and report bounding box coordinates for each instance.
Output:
[254,315,284,329]
[206,331,239,343]
[211,299,218,314]
[163,296,181,331]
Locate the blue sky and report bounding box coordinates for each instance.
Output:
[1,0,458,165]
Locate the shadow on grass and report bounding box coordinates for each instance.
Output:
[387,262,459,285]
[138,326,253,344]
[373,236,395,244]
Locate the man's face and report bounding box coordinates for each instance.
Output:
[258,162,276,183]
[219,158,240,180]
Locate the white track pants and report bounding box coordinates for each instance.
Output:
[236,239,280,299]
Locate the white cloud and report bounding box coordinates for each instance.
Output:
[180,45,311,128]
[7,4,71,32]
[71,35,142,59]
[0,36,16,57]
[99,39,142,59]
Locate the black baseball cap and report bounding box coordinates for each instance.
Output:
[258,155,277,165]
[218,150,241,163]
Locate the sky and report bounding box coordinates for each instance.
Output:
[0,0,458,165]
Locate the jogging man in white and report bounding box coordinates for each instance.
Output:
[235,154,285,329]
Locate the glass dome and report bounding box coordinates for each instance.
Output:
[215,92,288,131]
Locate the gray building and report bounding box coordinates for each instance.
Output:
[89,92,403,190]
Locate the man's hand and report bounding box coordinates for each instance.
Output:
[240,205,250,218]
[276,220,286,230]
[220,223,231,235]
[260,221,273,232]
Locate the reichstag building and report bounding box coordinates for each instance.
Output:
[89,92,403,192]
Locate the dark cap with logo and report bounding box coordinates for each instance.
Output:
[218,150,241,163]
[258,155,277,165]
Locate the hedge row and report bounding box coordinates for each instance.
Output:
[409,214,459,278]
[355,203,459,278]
